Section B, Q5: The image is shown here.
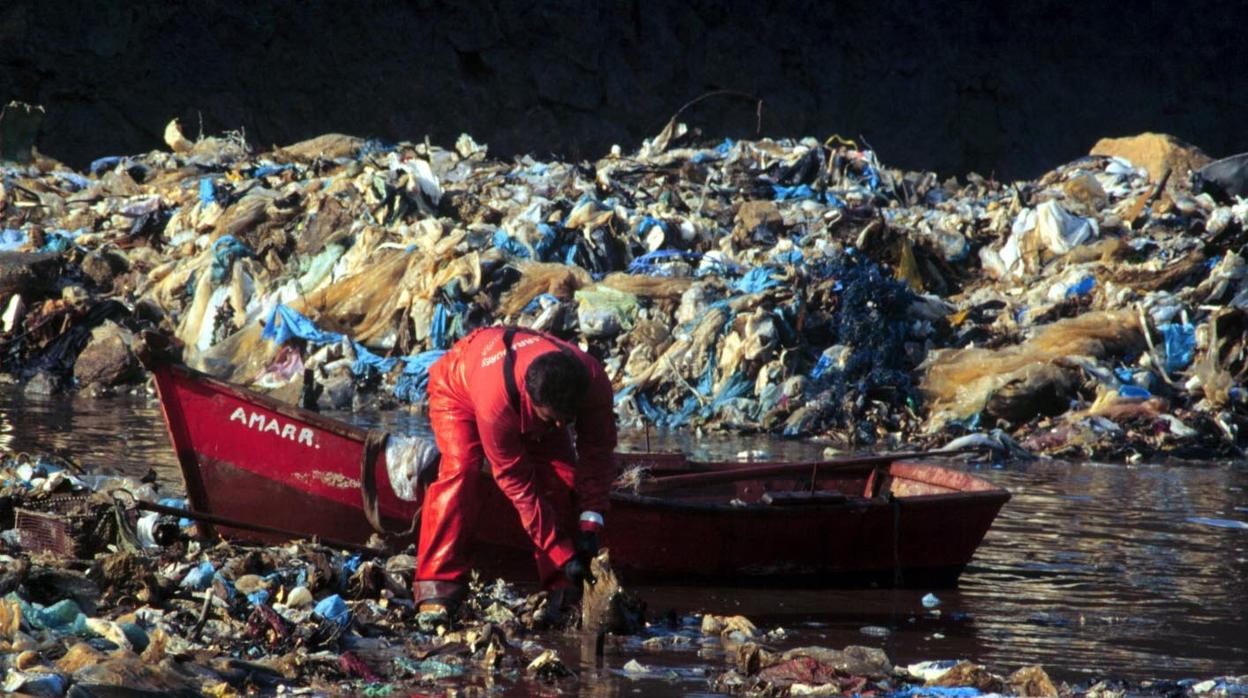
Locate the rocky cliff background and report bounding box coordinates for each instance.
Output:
[3,0,1246,178]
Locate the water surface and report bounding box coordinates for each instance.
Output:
[2,390,1245,689]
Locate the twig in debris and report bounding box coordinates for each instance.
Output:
[1137,303,1179,388]
[696,171,714,216]
[662,353,709,406]
[613,466,650,493]
[191,589,214,641]
[665,90,764,138]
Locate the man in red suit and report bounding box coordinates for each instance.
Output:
[414,326,617,628]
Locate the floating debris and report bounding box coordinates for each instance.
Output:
[1186,517,1248,530]
[2,446,1242,695]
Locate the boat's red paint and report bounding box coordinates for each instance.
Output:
[150,362,1009,586]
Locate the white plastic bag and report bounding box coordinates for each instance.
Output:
[386,434,439,501]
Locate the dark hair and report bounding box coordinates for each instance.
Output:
[525,351,589,416]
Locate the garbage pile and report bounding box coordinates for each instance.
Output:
[0,450,638,695]
[2,118,1246,459]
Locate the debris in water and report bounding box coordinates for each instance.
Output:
[1186,517,1248,530]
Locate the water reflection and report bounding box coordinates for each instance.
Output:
[1,391,1245,682]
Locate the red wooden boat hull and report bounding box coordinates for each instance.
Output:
[150,361,1009,587]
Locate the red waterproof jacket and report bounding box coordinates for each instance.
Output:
[428,327,617,565]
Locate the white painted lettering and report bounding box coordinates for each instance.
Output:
[229,408,317,449]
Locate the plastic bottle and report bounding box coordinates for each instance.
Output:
[136,512,183,547]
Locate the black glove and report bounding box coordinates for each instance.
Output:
[562,556,596,587]
[575,530,599,561]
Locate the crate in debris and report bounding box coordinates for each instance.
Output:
[14,495,112,558]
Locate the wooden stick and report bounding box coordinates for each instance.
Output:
[191,589,214,642]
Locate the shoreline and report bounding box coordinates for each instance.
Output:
[3,448,1246,696]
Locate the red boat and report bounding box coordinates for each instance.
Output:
[146,354,1009,587]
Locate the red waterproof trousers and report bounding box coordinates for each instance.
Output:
[414,327,617,604]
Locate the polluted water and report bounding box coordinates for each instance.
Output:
[1,108,1247,695]
[1,393,1246,696]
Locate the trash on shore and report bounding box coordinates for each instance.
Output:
[0,449,641,694]
[6,447,1244,696]
[2,117,1246,458]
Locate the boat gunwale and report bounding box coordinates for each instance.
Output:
[163,362,371,442]
[610,487,1011,514]
[156,362,1011,516]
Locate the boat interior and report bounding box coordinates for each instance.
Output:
[613,453,1002,505]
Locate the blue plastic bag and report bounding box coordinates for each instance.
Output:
[41,229,80,253]
[157,497,195,528]
[628,249,701,276]
[1159,322,1196,372]
[262,304,401,379]
[180,561,216,590]
[199,178,217,205]
[430,303,450,349]
[210,235,254,282]
[811,354,834,381]
[1065,275,1096,298]
[314,594,351,627]
[890,687,980,698]
[533,223,558,261]
[772,248,803,266]
[733,267,781,294]
[28,599,85,632]
[770,183,844,207]
[1118,385,1152,400]
[0,228,27,251]
[254,163,293,178]
[522,292,560,314]
[263,304,342,347]
[53,171,92,190]
[342,554,363,576]
[637,216,667,241]
[89,155,124,175]
[771,183,818,200]
[393,349,447,403]
[491,229,531,258]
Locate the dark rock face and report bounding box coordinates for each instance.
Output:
[2,0,1247,179]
